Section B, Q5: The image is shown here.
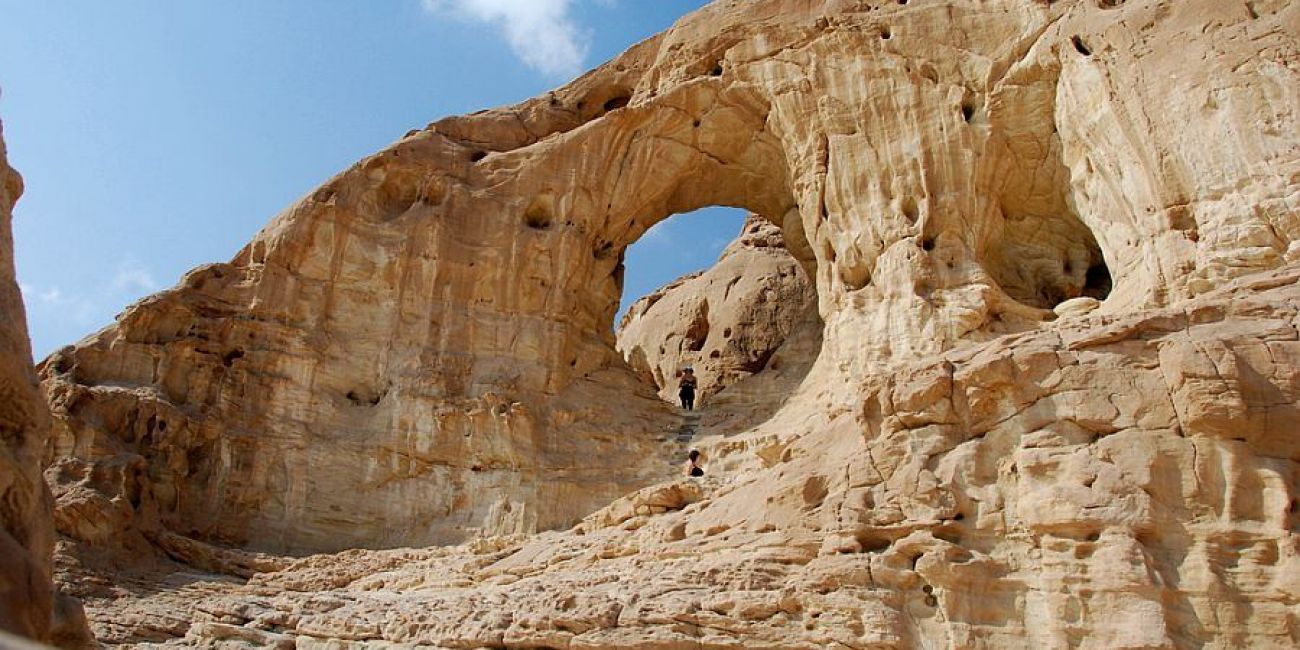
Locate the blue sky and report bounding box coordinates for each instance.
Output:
[0,1,746,358]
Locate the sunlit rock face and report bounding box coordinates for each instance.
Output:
[36,0,1300,646]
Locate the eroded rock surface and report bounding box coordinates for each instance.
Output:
[0,118,55,641]
[0,120,92,648]
[33,0,1300,647]
[61,270,1300,649]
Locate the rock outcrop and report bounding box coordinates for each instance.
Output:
[0,117,55,641]
[30,0,1300,647]
[58,268,1300,650]
[0,120,92,648]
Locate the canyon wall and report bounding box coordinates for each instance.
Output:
[0,118,56,641]
[0,120,91,648]
[32,0,1300,646]
[91,267,1300,649]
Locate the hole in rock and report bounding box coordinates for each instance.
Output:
[901,196,919,223]
[880,28,892,40]
[614,206,822,427]
[524,203,554,230]
[985,205,1112,311]
[710,63,724,77]
[221,349,245,367]
[603,95,631,112]
[1083,262,1112,300]
[1071,35,1093,56]
[470,150,488,163]
[616,207,749,329]
[960,102,975,122]
[345,386,387,407]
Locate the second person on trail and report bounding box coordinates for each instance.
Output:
[678,367,698,410]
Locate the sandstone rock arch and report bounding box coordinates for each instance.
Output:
[39,0,1300,567]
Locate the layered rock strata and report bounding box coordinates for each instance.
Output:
[31,0,1300,646]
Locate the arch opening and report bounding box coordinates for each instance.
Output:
[613,207,822,430]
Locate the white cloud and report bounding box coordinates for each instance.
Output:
[112,260,159,294]
[38,287,65,304]
[422,0,590,78]
[639,220,673,245]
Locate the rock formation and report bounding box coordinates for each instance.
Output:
[27,0,1300,646]
[0,116,57,642]
[0,120,91,647]
[55,269,1300,649]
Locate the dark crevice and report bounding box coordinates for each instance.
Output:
[1083,262,1113,300]
[346,386,387,407]
[221,349,245,368]
[603,96,631,112]
[1071,35,1093,56]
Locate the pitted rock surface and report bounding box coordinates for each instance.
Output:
[26,0,1300,647]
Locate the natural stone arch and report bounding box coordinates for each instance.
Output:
[465,78,801,367]
[38,0,1300,559]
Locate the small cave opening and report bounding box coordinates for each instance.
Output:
[1083,262,1112,300]
[221,349,245,368]
[1071,35,1093,57]
[985,207,1113,311]
[345,385,388,407]
[603,95,631,113]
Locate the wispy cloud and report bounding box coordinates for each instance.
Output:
[421,0,591,78]
[113,260,159,294]
[21,258,162,336]
[639,220,673,245]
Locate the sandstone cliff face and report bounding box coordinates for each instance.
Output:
[65,268,1300,650]
[617,214,818,404]
[0,120,91,648]
[36,0,1300,647]
[0,118,55,641]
